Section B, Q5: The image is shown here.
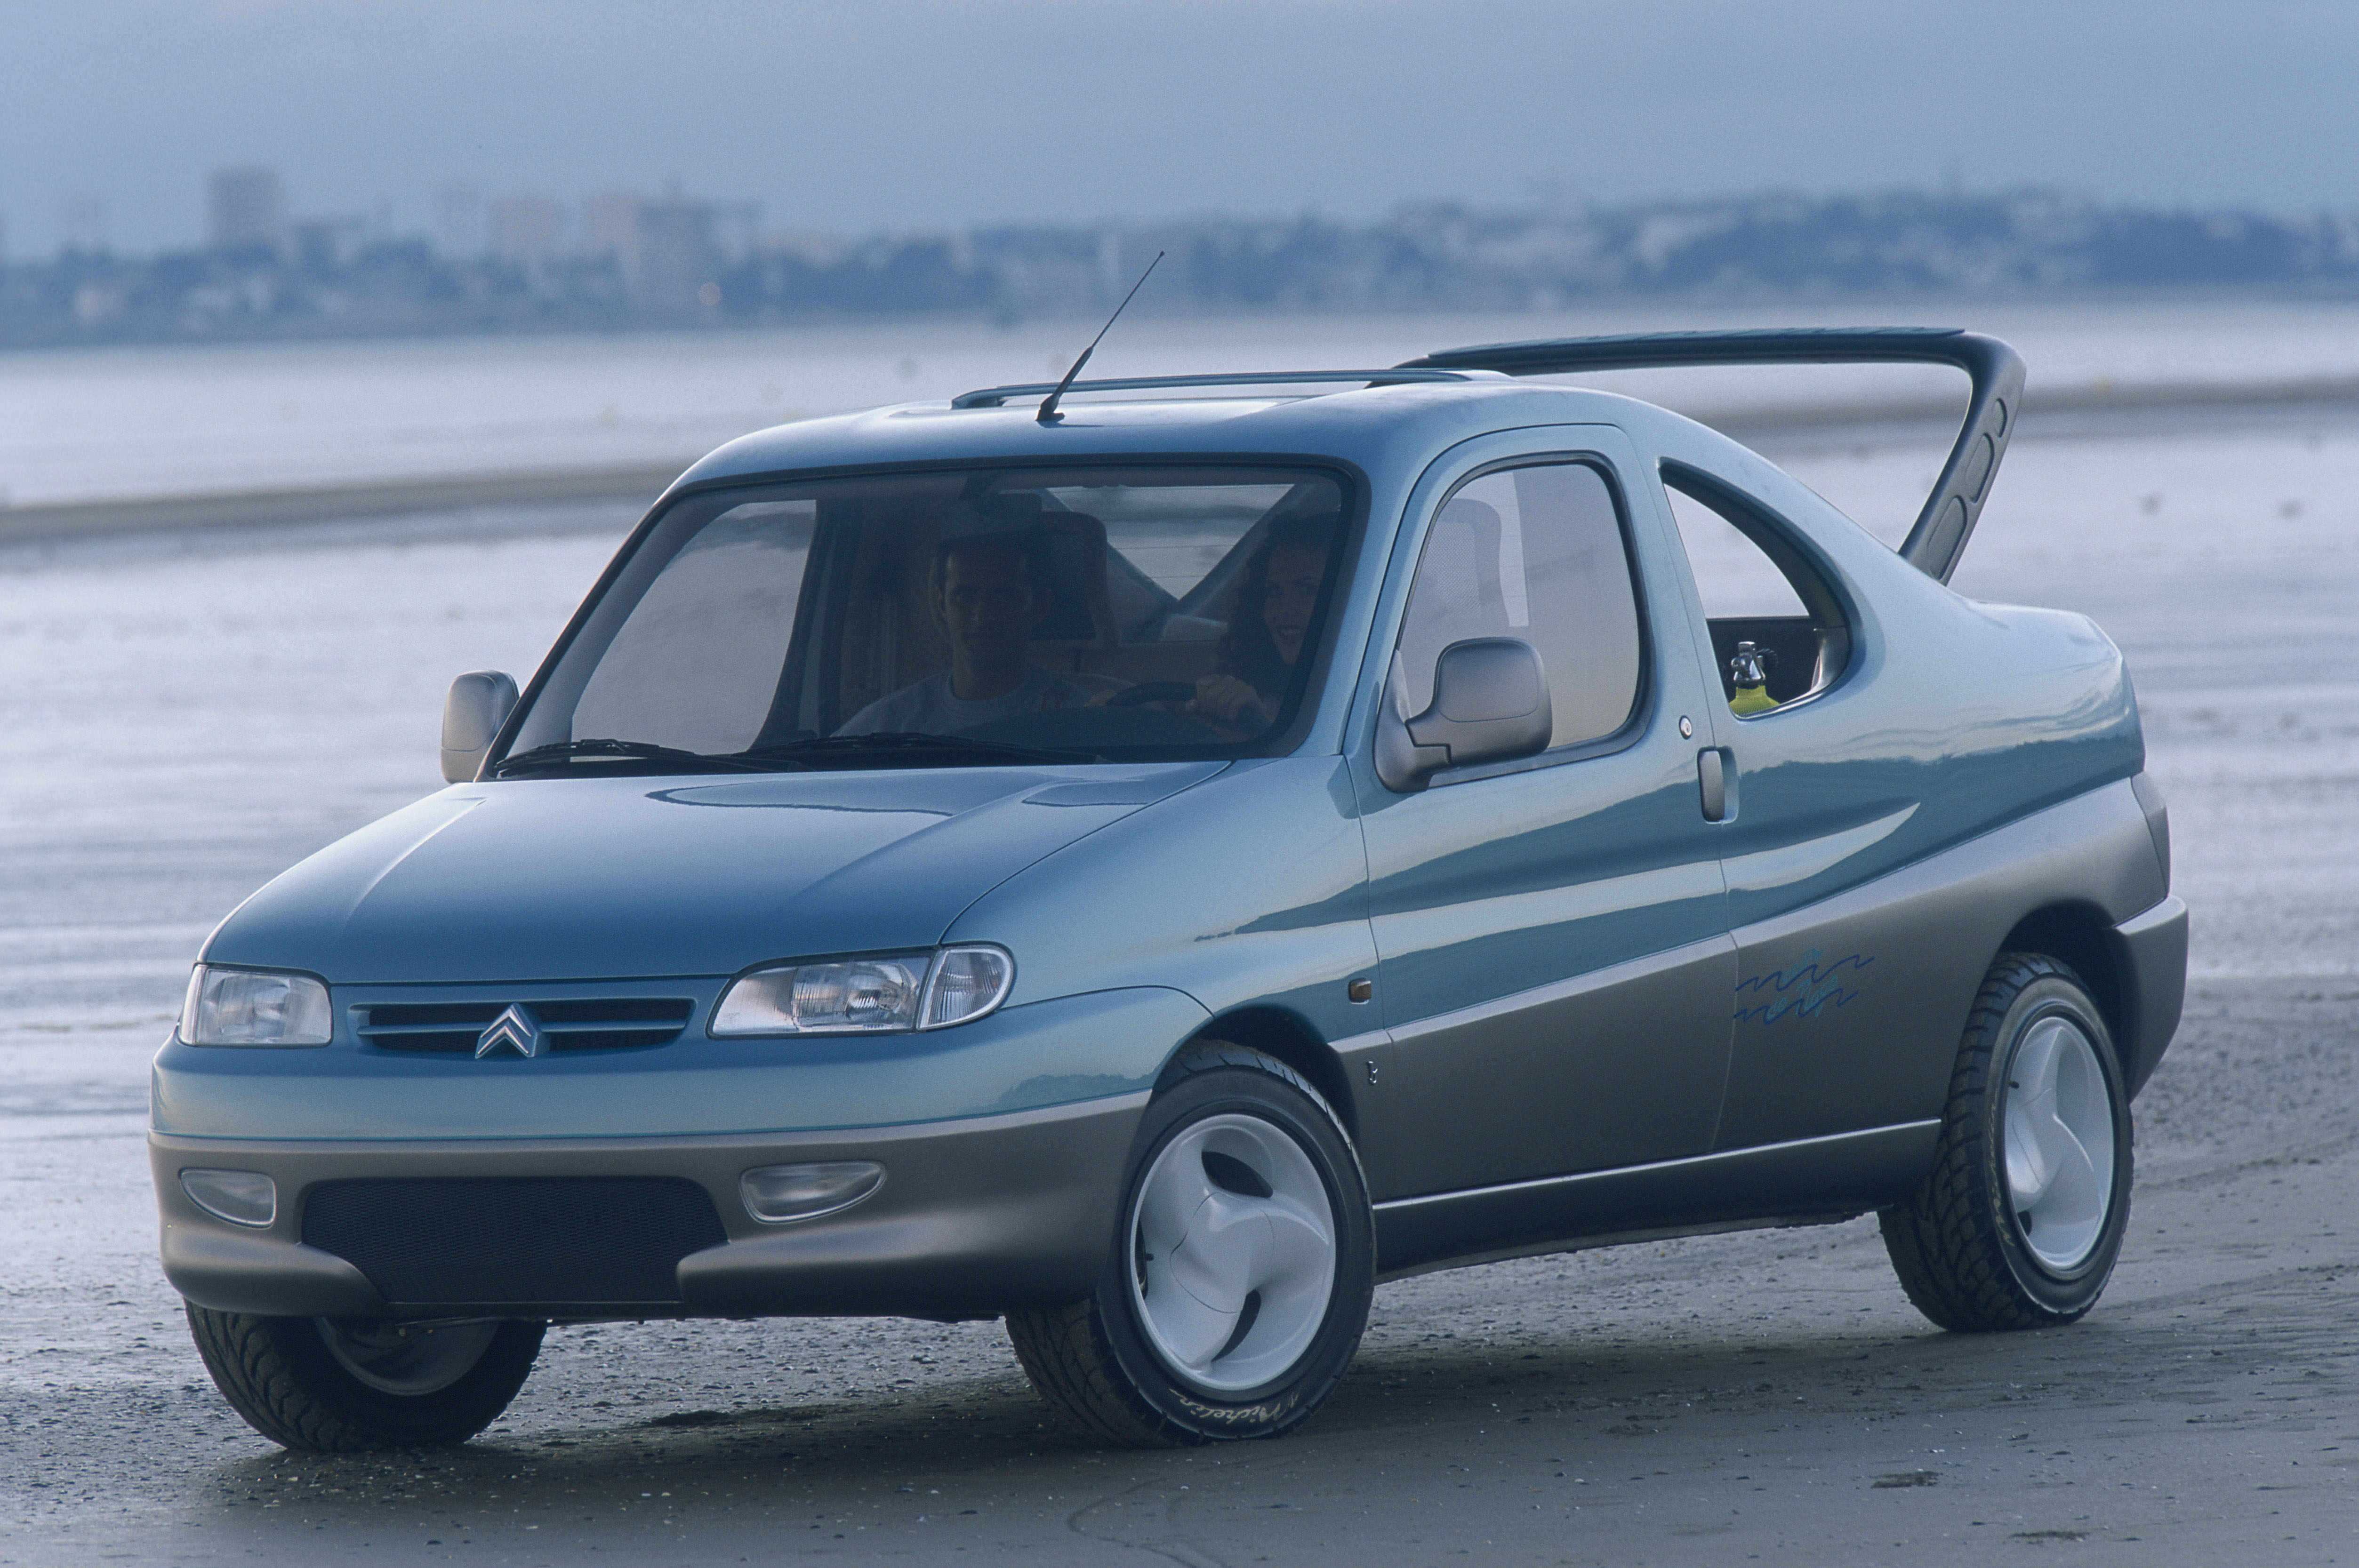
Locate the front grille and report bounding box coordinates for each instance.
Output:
[302,1177,727,1305]
[356,997,694,1053]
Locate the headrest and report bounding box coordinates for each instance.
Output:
[1410,496,1508,630]
[938,492,1050,542]
[1028,513,1107,643]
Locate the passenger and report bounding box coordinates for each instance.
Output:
[1189,515,1337,729]
[836,531,1095,735]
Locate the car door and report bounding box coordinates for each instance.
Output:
[1348,427,1735,1201]
[1651,453,1940,1150]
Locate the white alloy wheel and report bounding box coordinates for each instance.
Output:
[316,1319,502,1397]
[1004,1043,1375,1446]
[1127,1112,1338,1394]
[2001,1015,2117,1272]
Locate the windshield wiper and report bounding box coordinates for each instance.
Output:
[489,738,785,777]
[741,732,1101,766]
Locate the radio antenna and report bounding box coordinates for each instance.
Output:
[1036,251,1163,424]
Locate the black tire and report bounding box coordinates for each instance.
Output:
[185,1305,544,1452]
[1879,953,2133,1331]
[1006,1042,1374,1446]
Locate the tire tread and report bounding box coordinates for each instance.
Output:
[186,1304,541,1452]
[188,1303,348,1451]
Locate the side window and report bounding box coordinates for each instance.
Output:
[1660,465,1851,713]
[1396,462,1642,753]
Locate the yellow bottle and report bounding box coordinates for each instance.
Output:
[1728,640,1779,716]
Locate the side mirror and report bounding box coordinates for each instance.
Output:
[1374,637,1552,792]
[441,671,519,783]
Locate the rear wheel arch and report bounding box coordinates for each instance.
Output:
[1178,1008,1357,1140]
[1997,903,2130,1053]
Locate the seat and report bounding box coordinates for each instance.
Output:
[1022,511,1122,678]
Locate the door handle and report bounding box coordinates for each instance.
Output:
[1698,748,1728,822]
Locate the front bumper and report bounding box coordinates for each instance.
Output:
[152,1092,1147,1322]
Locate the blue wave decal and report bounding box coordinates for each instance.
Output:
[1734,947,1873,1025]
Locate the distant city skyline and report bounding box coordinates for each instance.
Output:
[17,161,2359,272]
[3,0,2356,259]
[7,184,2353,352]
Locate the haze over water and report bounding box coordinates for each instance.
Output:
[7,297,2359,508]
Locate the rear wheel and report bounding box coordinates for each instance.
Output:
[185,1305,543,1451]
[1006,1042,1373,1446]
[1879,953,2132,1331]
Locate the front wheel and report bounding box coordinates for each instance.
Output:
[186,1305,544,1451]
[1879,953,2133,1331]
[1006,1042,1373,1446]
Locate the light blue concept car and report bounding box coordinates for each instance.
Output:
[153,329,2187,1451]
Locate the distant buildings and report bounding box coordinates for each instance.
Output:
[208,168,282,253]
[432,181,486,264]
[489,194,564,270]
[576,190,641,270]
[1,173,2356,348]
[56,192,108,254]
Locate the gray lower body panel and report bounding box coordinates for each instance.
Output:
[1715,778,2172,1149]
[1372,1120,1939,1280]
[152,1093,1147,1322]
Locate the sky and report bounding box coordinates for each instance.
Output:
[4,0,2357,256]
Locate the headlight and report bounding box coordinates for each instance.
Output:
[180,965,334,1047]
[711,945,1013,1036]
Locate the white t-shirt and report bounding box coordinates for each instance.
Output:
[836,668,1095,736]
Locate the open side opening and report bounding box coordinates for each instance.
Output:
[1660,461,1853,712]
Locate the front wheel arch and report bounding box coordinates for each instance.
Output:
[1179,1007,1359,1141]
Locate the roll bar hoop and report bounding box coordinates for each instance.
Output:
[1397,327,2026,584]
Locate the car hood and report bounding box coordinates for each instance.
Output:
[202,763,1223,984]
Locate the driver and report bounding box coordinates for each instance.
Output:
[836,530,1096,735]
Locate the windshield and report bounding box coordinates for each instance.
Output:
[501,464,1356,772]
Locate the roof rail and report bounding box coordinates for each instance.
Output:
[1396,327,2025,584]
[950,368,1484,410]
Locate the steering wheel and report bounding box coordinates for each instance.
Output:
[1104,681,1199,707]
